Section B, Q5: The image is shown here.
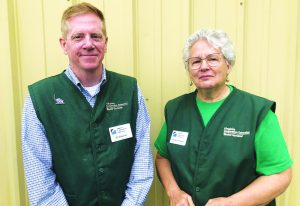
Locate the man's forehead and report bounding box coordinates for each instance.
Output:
[66,14,103,27]
[67,21,103,33]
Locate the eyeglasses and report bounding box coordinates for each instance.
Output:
[187,53,224,70]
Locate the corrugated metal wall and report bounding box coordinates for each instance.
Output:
[1,0,299,205]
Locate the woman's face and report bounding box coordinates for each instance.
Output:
[187,39,231,91]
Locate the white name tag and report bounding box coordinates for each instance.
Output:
[109,123,133,142]
[170,130,188,146]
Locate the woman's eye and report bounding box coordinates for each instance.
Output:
[192,60,201,64]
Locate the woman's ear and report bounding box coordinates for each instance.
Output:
[226,61,232,74]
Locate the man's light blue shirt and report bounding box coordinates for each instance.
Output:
[22,67,153,206]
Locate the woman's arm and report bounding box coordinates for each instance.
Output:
[156,153,195,206]
[205,168,292,206]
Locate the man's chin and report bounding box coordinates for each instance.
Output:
[80,63,102,70]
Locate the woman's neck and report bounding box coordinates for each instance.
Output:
[197,85,230,102]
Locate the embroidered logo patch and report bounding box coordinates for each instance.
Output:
[54,94,65,105]
[223,127,250,138]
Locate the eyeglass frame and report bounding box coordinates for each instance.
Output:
[186,53,225,70]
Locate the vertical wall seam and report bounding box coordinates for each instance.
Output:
[261,0,272,95]
[160,0,164,122]
[290,0,300,164]
[189,0,194,34]
[132,0,138,78]
[6,0,25,204]
[41,0,48,77]
[238,0,245,88]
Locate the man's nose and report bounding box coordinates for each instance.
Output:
[83,37,94,48]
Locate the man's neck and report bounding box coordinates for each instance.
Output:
[71,66,103,87]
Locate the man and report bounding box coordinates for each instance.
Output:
[22,2,153,206]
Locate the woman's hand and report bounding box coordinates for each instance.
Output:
[204,197,235,206]
[168,188,195,206]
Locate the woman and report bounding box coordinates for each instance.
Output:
[154,29,292,206]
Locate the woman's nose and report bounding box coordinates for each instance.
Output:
[199,59,210,70]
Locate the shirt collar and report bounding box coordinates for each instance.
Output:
[65,65,107,87]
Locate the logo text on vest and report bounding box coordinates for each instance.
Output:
[223,127,250,138]
[106,102,128,111]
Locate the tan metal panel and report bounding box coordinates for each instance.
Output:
[161,0,190,104]
[131,0,165,205]
[103,0,135,76]
[0,0,21,205]
[42,1,71,77]
[16,0,46,97]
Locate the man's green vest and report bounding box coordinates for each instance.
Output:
[28,70,138,206]
[165,87,276,205]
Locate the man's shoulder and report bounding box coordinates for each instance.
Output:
[30,73,64,88]
[106,70,136,83]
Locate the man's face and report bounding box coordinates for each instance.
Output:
[60,13,107,73]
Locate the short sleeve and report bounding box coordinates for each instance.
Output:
[154,122,169,158]
[255,110,293,175]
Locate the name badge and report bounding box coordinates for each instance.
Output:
[109,123,133,142]
[170,130,188,146]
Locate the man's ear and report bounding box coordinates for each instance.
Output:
[59,37,68,54]
[104,37,108,53]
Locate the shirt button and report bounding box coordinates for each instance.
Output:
[195,187,200,192]
[96,144,107,151]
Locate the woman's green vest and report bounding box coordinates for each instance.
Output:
[165,87,276,205]
[28,70,138,206]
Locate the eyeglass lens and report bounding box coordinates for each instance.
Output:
[188,53,222,70]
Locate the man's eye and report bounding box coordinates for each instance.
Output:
[91,34,102,40]
[72,35,83,40]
